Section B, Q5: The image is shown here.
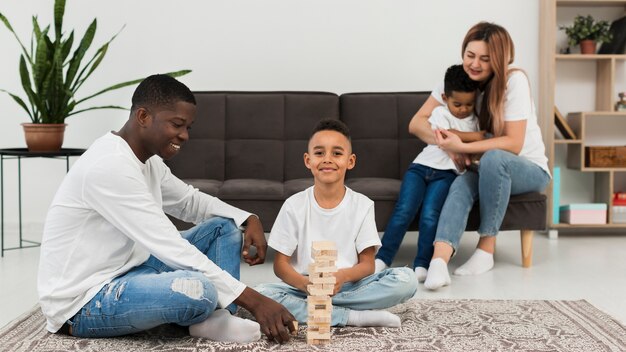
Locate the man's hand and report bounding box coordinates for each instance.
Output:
[242,215,267,266]
[235,287,297,344]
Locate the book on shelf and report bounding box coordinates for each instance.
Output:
[554,107,576,140]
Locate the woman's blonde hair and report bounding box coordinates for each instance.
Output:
[462,22,515,137]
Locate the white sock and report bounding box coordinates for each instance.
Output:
[423,258,450,290]
[346,309,401,327]
[414,267,428,283]
[453,248,494,276]
[189,308,261,343]
[374,258,388,273]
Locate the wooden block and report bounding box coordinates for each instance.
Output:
[308,285,333,296]
[311,241,336,251]
[308,295,331,304]
[307,331,331,340]
[314,256,336,262]
[308,312,332,323]
[316,323,331,334]
[322,283,334,290]
[312,249,338,258]
[309,263,337,273]
[309,275,336,284]
[290,321,298,335]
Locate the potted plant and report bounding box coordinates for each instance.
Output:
[0,0,190,151]
[560,15,613,54]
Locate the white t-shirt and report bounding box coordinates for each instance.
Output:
[38,133,249,333]
[413,105,478,172]
[268,186,381,275]
[431,70,550,175]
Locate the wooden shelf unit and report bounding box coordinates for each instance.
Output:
[540,0,626,229]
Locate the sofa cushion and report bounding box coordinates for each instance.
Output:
[226,140,284,181]
[185,179,222,196]
[345,178,402,201]
[218,179,284,200]
[284,178,315,197]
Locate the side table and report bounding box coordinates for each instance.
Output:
[1,148,86,257]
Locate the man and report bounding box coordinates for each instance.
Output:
[37,74,295,343]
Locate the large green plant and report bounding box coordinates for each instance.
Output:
[0,0,190,124]
[560,15,613,47]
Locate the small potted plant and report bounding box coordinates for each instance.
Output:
[560,15,613,54]
[0,0,190,151]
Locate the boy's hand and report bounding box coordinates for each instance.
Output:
[331,270,347,296]
[242,215,267,266]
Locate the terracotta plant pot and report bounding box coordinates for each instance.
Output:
[580,40,597,54]
[21,123,67,152]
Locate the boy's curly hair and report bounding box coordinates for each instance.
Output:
[444,64,479,97]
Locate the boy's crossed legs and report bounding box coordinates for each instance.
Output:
[255,267,417,327]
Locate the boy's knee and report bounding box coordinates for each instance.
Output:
[388,267,418,299]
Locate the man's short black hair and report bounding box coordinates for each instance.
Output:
[309,118,351,141]
[131,74,196,112]
[444,64,479,97]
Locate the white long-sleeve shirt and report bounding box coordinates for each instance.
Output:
[38,132,249,333]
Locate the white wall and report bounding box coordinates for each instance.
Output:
[0,0,540,235]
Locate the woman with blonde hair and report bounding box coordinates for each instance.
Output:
[407,22,551,290]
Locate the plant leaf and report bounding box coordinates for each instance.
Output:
[19,55,41,122]
[67,105,128,117]
[0,12,33,63]
[71,25,125,92]
[0,89,34,122]
[65,18,96,90]
[53,0,66,41]
[61,30,74,62]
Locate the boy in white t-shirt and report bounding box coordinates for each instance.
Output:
[375,65,482,282]
[255,119,418,327]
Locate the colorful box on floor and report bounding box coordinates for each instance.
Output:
[559,203,607,224]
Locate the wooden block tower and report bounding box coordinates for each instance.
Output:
[307,241,337,345]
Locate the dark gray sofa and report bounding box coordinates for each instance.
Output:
[165,91,546,267]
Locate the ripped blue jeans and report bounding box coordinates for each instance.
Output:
[255,267,417,326]
[67,217,242,337]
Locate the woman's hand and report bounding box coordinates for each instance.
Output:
[435,128,467,153]
[447,151,471,172]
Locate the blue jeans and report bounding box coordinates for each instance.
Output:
[255,267,417,326]
[435,150,551,250]
[67,217,242,337]
[376,163,457,269]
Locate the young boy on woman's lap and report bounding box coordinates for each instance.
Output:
[375,64,481,282]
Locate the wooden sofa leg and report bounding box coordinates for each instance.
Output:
[520,230,533,268]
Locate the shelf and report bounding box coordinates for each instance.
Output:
[541,0,626,230]
[574,111,626,117]
[554,139,583,144]
[581,167,626,172]
[556,54,626,60]
[552,223,626,229]
[557,0,626,6]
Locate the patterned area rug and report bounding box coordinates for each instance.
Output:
[1,299,625,352]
